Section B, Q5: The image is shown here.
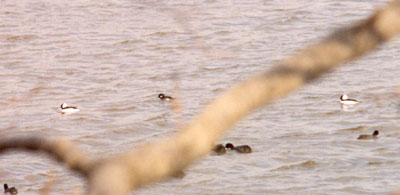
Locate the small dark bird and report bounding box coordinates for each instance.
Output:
[158,93,174,101]
[4,184,17,194]
[212,144,226,155]
[171,170,185,179]
[357,130,379,140]
[225,143,252,153]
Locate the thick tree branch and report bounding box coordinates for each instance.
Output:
[0,137,93,177]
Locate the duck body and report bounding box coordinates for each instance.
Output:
[60,103,80,113]
[212,144,226,155]
[225,143,252,154]
[171,170,185,179]
[357,130,379,140]
[158,93,174,101]
[340,94,359,105]
[4,184,18,194]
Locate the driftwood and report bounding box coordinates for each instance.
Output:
[1,1,400,194]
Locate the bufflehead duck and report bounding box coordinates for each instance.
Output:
[340,94,359,105]
[158,93,174,101]
[225,143,252,154]
[357,130,379,140]
[212,144,226,155]
[60,103,79,113]
[4,184,17,194]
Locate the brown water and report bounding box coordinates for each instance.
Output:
[1,0,400,194]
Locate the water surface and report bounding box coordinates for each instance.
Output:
[1,0,400,194]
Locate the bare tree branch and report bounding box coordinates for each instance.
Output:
[1,1,400,195]
[88,2,400,194]
[0,137,93,177]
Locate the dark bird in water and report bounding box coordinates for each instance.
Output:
[212,144,226,155]
[171,170,185,179]
[225,143,252,153]
[357,130,379,140]
[4,184,18,194]
[158,93,174,101]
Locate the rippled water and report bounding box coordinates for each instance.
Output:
[1,0,400,194]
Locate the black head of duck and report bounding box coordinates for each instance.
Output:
[225,143,252,153]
